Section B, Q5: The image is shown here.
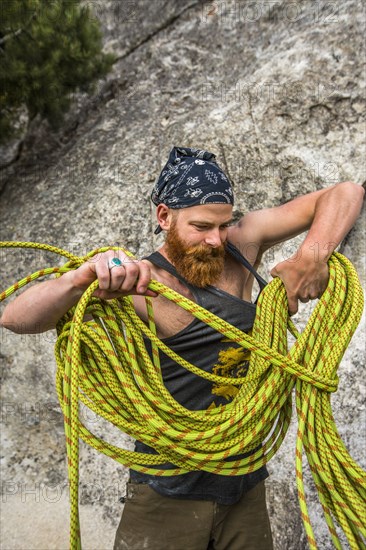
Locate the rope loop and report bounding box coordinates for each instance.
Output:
[0,242,365,550]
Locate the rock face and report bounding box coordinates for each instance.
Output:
[0,1,365,549]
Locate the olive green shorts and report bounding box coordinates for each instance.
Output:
[113,480,273,550]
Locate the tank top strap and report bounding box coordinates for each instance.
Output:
[144,251,196,290]
[225,242,267,290]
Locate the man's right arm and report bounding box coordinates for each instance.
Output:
[0,250,154,334]
[0,272,85,333]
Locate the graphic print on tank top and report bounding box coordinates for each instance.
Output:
[210,330,252,403]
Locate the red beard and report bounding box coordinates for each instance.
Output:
[165,221,226,287]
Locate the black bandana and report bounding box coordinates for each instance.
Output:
[151,147,234,234]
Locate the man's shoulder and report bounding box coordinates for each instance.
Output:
[227,219,263,266]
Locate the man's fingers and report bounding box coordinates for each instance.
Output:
[91,252,155,297]
[118,262,140,291]
[95,259,112,290]
[287,296,299,316]
[288,300,299,316]
[109,257,154,295]
[135,261,153,294]
[109,265,127,291]
[271,270,297,314]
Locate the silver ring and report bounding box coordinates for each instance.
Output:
[108,257,123,270]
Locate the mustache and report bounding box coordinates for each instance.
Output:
[185,243,226,260]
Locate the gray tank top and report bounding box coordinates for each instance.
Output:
[130,243,268,503]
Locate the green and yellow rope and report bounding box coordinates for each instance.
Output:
[0,241,365,550]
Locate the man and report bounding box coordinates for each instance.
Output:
[1,146,364,550]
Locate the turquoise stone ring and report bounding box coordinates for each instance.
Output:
[108,257,123,269]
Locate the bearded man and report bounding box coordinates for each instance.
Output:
[1,146,364,550]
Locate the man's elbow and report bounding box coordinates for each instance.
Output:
[0,317,22,334]
[0,309,24,334]
[0,307,40,334]
[1,305,57,333]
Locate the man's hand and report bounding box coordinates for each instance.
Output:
[0,249,156,334]
[70,250,156,300]
[270,252,329,315]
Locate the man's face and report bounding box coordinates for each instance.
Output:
[164,204,233,287]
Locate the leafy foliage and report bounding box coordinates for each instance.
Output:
[0,0,115,144]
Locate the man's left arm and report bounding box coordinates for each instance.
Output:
[230,181,364,314]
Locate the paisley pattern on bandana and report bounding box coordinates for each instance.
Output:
[151,147,234,233]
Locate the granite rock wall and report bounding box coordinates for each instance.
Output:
[0,1,365,549]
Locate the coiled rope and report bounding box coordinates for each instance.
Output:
[0,241,365,550]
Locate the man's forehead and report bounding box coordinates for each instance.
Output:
[176,203,233,222]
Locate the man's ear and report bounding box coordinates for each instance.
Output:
[156,204,174,231]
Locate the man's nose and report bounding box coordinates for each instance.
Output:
[204,229,223,247]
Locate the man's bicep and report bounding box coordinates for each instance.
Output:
[230,187,330,258]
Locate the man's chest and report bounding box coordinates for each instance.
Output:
[133,258,251,339]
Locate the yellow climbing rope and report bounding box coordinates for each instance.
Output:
[0,241,365,550]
